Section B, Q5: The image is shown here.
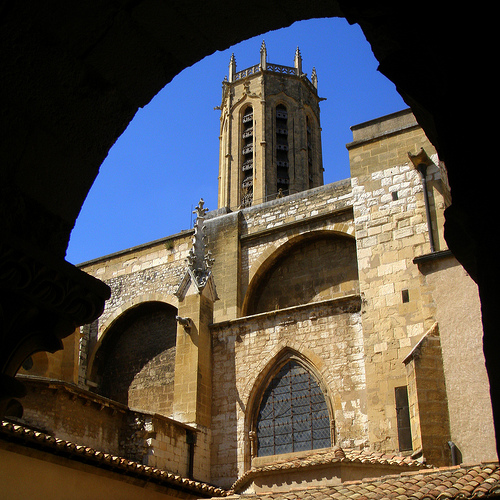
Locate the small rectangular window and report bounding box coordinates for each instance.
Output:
[395,386,412,452]
[402,289,409,303]
[392,191,399,201]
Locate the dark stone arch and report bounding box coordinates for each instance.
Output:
[245,232,358,316]
[1,1,497,457]
[91,301,177,416]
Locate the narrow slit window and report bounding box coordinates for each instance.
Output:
[241,105,254,207]
[395,386,412,452]
[275,104,289,196]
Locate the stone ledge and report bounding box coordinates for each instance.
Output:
[211,295,362,331]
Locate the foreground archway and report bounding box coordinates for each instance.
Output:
[1,1,497,455]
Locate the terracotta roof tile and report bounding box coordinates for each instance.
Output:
[0,421,225,497]
[231,447,428,493]
[3,421,499,500]
[218,463,500,500]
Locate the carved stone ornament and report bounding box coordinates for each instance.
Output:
[175,199,218,301]
[0,239,111,418]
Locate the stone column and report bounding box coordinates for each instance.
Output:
[173,200,218,428]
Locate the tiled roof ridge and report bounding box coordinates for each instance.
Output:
[226,462,500,499]
[229,446,429,493]
[0,420,228,497]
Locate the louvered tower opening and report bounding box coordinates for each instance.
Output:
[276,104,289,196]
[241,105,254,207]
[307,116,313,189]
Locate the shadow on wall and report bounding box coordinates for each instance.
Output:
[91,302,177,416]
[246,234,359,315]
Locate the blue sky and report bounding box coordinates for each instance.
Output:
[66,17,407,265]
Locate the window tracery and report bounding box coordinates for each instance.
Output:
[255,359,331,457]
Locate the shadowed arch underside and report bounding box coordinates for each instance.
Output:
[2,0,498,459]
[244,232,359,316]
[91,301,177,416]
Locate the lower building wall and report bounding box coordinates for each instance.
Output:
[0,445,198,500]
[210,296,366,488]
[15,377,206,479]
[404,324,452,466]
[191,425,211,483]
[415,253,498,463]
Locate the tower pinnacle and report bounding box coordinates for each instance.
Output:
[260,40,267,70]
[294,46,302,75]
[229,53,236,83]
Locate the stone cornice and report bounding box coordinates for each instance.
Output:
[211,295,361,332]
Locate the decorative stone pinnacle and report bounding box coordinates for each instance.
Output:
[311,67,318,89]
[229,53,237,82]
[294,46,302,75]
[260,40,267,70]
[186,199,214,288]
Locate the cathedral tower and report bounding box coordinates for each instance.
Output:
[218,42,324,209]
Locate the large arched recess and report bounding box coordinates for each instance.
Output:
[89,301,177,417]
[242,230,358,316]
[2,2,497,454]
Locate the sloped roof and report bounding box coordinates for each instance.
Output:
[0,421,225,498]
[3,420,499,499]
[230,447,429,494]
[221,462,500,500]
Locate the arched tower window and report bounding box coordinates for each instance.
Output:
[241,105,254,207]
[306,116,313,188]
[255,359,331,457]
[275,104,289,196]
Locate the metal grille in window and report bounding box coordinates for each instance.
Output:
[256,360,331,456]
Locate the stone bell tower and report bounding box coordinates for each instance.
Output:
[217,42,324,209]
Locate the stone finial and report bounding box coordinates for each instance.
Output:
[229,53,237,83]
[311,67,318,89]
[176,199,218,300]
[188,200,209,266]
[185,199,214,289]
[294,46,302,76]
[260,40,267,70]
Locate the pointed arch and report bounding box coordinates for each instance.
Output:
[87,293,178,379]
[87,298,178,415]
[245,348,334,465]
[241,229,358,316]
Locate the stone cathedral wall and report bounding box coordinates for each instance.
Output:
[210,296,366,488]
[347,110,447,455]
[16,108,496,487]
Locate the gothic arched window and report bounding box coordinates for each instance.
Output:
[306,115,314,188]
[256,359,331,457]
[275,104,289,196]
[241,105,254,207]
